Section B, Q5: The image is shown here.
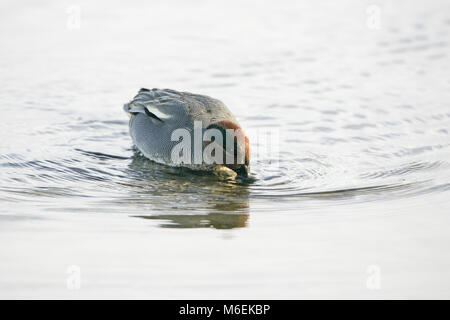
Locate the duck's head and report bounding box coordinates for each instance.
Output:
[206,120,250,178]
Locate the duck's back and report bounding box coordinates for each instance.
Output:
[123,88,238,165]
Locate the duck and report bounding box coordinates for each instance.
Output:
[123,88,250,178]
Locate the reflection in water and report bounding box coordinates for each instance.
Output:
[134,212,248,229]
[128,153,250,229]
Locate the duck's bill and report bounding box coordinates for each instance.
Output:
[212,165,237,180]
[212,165,249,180]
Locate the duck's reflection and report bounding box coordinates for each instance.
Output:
[134,212,248,229]
[128,154,250,229]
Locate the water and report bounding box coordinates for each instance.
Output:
[1,0,450,298]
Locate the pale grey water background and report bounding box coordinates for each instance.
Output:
[1,0,450,298]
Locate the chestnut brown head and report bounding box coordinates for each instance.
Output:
[206,120,250,177]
